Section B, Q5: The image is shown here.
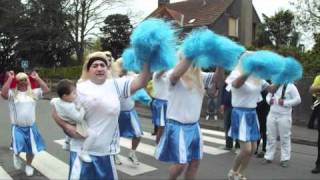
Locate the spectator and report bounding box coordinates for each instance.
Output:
[310,74,320,173]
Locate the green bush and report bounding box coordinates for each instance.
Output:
[38,66,82,80]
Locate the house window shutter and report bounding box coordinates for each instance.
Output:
[228,17,239,37]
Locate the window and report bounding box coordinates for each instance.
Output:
[228,17,239,37]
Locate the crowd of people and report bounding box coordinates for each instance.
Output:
[0,18,319,180]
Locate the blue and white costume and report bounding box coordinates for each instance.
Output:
[118,87,151,138]
[155,71,214,164]
[68,78,132,180]
[8,88,46,154]
[264,84,301,162]
[226,70,269,142]
[151,72,169,127]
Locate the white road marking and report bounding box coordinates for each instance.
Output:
[201,128,225,137]
[0,166,12,180]
[19,151,68,180]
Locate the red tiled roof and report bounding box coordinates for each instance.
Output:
[148,0,235,27]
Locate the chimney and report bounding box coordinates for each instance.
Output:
[202,0,207,6]
[240,0,253,46]
[179,14,185,26]
[158,0,170,7]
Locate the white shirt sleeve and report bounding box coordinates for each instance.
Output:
[32,88,43,99]
[8,89,14,100]
[114,77,133,98]
[225,70,241,91]
[261,80,270,91]
[283,84,301,107]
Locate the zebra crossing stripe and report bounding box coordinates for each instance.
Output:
[201,128,225,137]
[120,137,156,156]
[115,155,157,176]
[0,166,12,180]
[54,139,157,176]
[142,132,228,155]
[19,151,69,180]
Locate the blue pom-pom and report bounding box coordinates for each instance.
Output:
[272,57,303,84]
[181,28,245,70]
[132,89,152,106]
[130,18,177,72]
[241,51,285,80]
[122,48,140,72]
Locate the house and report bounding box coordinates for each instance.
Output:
[148,0,261,46]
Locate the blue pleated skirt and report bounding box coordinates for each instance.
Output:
[12,123,46,154]
[118,109,143,138]
[155,119,203,164]
[69,151,118,180]
[228,107,260,142]
[151,98,167,127]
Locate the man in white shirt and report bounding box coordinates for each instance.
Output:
[263,83,301,167]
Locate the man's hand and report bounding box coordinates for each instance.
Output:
[219,105,225,114]
[278,98,284,106]
[64,124,83,139]
[270,98,275,105]
[6,71,14,79]
[30,71,40,80]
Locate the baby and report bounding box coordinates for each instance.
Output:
[50,79,94,163]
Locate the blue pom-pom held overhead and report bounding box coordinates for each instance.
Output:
[127,18,177,72]
[122,48,140,72]
[181,28,245,70]
[241,50,285,80]
[272,57,303,84]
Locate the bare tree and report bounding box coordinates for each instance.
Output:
[63,0,124,62]
[291,0,320,31]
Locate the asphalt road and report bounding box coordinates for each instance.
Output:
[0,99,319,180]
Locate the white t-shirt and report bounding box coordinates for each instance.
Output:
[152,72,169,100]
[50,98,85,123]
[119,97,135,111]
[166,71,214,123]
[8,88,42,127]
[266,84,301,115]
[226,70,269,108]
[70,78,132,156]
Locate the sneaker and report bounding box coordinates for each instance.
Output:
[114,155,122,165]
[280,160,289,168]
[79,152,92,163]
[128,152,140,165]
[262,159,272,164]
[13,154,22,170]
[256,151,265,158]
[227,169,236,180]
[25,165,34,176]
[205,115,210,121]
[311,166,320,174]
[234,173,247,180]
[214,115,218,121]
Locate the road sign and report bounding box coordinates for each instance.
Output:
[21,60,29,69]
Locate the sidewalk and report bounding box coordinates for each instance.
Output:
[135,105,318,147]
